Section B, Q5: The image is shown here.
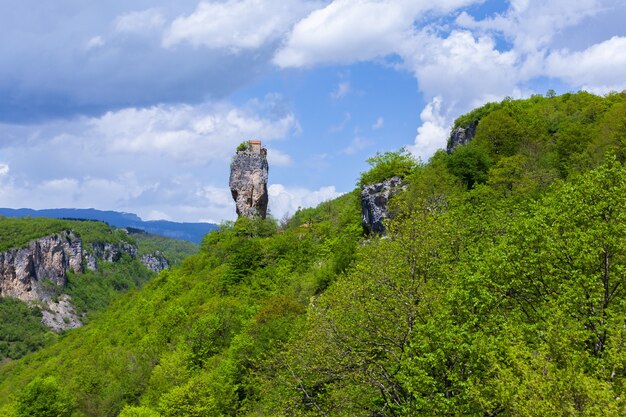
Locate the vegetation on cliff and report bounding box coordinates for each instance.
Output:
[1,91,626,416]
[0,220,198,362]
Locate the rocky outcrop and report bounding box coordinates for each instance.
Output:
[229,140,269,219]
[85,242,138,271]
[141,252,170,273]
[361,177,404,235]
[0,231,150,331]
[0,231,82,302]
[41,294,81,331]
[447,122,477,153]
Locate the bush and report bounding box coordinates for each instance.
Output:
[359,148,419,186]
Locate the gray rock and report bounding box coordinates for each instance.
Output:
[141,251,170,273]
[89,241,138,262]
[41,294,82,331]
[0,231,83,302]
[0,231,141,332]
[361,177,404,235]
[229,141,269,219]
[447,122,477,154]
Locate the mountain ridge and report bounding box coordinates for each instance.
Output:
[0,208,218,244]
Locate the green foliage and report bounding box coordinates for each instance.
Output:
[16,377,74,417]
[0,299,56,361]
[119,405,161,417]
[0,217,130,252]
[453,100,501,129]
[66,254,154,318]
[2,91,626,416]
[359,148,419,186]
[130,229,198,265]
[236,141,249,152]
[446,142,492,188]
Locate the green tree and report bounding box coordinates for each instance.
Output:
[446,143,492,189]
[16,377,74,417]
[359,148,418,186]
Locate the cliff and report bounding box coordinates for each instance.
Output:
[229,141,269,219]
[0,230,170,331]
[0,230,82,303]
[446,122,477,153]
[361,176,404,235]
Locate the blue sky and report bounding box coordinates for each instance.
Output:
[0,0,625,223]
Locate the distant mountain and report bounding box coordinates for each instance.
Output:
[0,208,218,243]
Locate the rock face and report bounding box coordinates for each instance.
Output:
[85,242,139,271]
[229,140,269,219]
[0,231,83,302]
[447,122,477,153]
[41,295,82,332]
[0,231,160,331]
[361,177,404,235]
[141,252,170,273]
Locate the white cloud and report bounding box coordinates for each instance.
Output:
[144,210,172,221]
[545,36,626,94]
[274,0,479,67]
[408,97,449,161]
[85,36,105,50]
[266,148,293,166]
[115,9,165,34]
[456,0,602,53]
[163,0,320,50]
[268,183,342,219]
[402,30,519,110]
[372,117,384,130]
[92,101,299,165]
[331,81,350,99]
[0,98,299,223]
[343,136,372,155]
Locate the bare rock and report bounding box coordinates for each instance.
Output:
[361,177,404,235]
[0,231,82,302]
[141,251,170,273]
[89,241,137,263]
[41,294,82,331]
[447,122,477,154]
[229,140,269,219]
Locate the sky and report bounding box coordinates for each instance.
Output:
[0,0,625,223]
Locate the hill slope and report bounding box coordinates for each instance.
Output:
[0,208,218,243]
[1,91,626,416]
[0,218,198,363]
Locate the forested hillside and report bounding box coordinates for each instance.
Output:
[0,219,197,363]
[1,91,626,416]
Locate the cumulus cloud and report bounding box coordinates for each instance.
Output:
[0,98,298,222]
[372,117,384,130]
[268,184,343,219]
[93,101,299,165]
[456,0,602,53]
[545,36,626,94]
[163,0,321,50]
[274,0,479,67]
[408,97,449,161]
